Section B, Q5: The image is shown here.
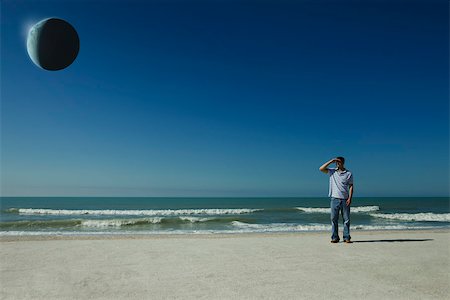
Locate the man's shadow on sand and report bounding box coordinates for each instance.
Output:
[353,239,433,243]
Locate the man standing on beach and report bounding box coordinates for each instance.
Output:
[319,157,354,243]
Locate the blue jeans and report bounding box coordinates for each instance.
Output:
[330,197,351,241]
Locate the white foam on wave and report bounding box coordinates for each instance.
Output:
[14,208,261,216]
[230,221,438,232]
[80,216,215,227]
[370,213,450,222]
[81,218,163,227]
[178,216,213,223]
[296,206,379,213]
[295,207,330,213]
[231,221,330,231]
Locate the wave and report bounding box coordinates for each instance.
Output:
[80,216,221,227]
[231,221,330,231]
[296,206,379,213]
[0,219,82,229]
[80,218,163,227]
[258,208,299,213]
[7,208,262,216]
[6,206,381,217]
[370,213,450,222]
[230,221,438,232]
[0,216,257,229]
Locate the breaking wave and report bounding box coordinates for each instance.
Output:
[7,208,262,216]
[80,217,217,227]
[230,221,437,232]
[296,206,379,213]
[370,213,450,222]
[0,216,257,229]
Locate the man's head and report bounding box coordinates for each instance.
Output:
[336,156,345,169]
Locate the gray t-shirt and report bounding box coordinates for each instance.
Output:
[328,168,353,199]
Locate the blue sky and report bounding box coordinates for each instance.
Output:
[1,0,448,197]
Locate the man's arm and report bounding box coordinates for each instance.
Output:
[319,158,338,174]
[346,185,354,206]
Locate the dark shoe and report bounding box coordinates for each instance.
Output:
[331,239,340,243]
[344,240,352,244]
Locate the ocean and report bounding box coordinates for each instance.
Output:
[1,197,449,236]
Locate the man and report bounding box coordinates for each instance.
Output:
[319,157,354,243]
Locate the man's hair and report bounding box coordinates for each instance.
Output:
[337,156,345,164]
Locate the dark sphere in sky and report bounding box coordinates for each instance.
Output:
[27,18,79,71]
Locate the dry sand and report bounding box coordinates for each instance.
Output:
[1,229,449,299]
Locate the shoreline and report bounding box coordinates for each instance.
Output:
[1,227,448,242]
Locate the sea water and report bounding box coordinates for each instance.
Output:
[1,197,449,236]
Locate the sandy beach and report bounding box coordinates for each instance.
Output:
[1,229,449,299]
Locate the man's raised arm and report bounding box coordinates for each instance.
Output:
[319,158,337,174]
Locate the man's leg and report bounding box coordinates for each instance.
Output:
[330,198,340,241]
[342,201,351,241]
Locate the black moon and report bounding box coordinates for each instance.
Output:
[27,18,80,71]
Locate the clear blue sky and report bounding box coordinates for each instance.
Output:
[1,0,448,197]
